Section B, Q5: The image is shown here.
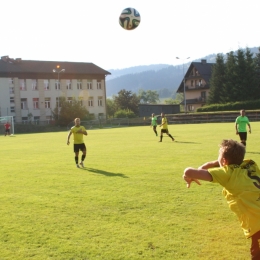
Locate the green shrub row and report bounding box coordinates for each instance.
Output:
[197,99,260,112]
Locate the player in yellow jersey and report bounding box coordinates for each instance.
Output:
[67,118,88,168]
[159,113,174,142]
[183,139,260,259]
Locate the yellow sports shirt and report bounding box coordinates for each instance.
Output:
[161,117,168,129]
[208,159,260,238]
[70,126,86,144]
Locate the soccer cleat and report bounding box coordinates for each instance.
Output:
[76,164,80,168]
[80,162,84,168]
[172,138,175,141]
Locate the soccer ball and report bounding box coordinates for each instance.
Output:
[119,7,141,30]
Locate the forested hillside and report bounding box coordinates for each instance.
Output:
[106,48,259,98]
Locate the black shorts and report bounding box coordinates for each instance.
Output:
[251,230,260,259]
[238,132,247,141]
[5,129,10,133]
[74,143,86,153]
[161,129,169,134]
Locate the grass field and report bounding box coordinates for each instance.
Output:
[1,122,260,260]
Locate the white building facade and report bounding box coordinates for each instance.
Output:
[0,56,111,123]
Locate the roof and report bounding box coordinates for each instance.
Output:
[176,60,214,92]
[0,56,111,77]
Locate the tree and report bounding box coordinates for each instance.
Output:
[106,98,116,118]
[52,97,90,126]
[138,89,160,104]
[164,93,183,104]
[114,89,140,115]
[208,54,226,104]
[254,47,260,96]
[223,51,237,102]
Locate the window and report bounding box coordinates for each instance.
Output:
[88,98,93,107]
[9,87,14,94]
[77,80,82,90]
[10,107,15,113]
[22,117,28,123]
[19,79,26,90]
[44,80,49,90]
[66,80,72,90]
[87,81,92,90]
[33,98,39,109]
[55,80,60,90]
[97,82,101,89]
[79,97,83,106]
[56,97,60,108]
[10,97,14,103]
[201,91,206,102]
[191,80,193,87]
[188,105,194,111]
[67,97,73,104]
[55,80,61,90]
[21,98,28,109]
[45,98,51,108]
[98,97,103,106]
[32,79,37,90]
[9,78,14,84]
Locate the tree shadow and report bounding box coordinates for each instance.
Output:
[83,167,129,178]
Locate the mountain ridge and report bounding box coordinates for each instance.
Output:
[106,47,259,98]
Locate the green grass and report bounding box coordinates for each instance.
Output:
[1,122,260,259]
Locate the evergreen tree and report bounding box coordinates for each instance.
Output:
[208,54,226,104]
[223,51,237,102]
[244,48,259,100]
[253,47,260,97]
[234,49,247,101]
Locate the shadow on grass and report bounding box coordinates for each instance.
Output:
[246,151,260,155]
[83,167,129,178]
[174,141,200,144]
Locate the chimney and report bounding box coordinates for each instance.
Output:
[201,59,207,64]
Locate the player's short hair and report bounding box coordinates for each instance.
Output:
[74,118,80,123]
[219,139,245,165]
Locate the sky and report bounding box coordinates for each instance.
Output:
[1,0,259,71]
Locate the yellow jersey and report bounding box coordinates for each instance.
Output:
[208,159,260,238]
[70,125,86,144]
[161,117,168,129]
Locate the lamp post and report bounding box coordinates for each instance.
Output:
[176,57,190,113]
[53,67,65,119]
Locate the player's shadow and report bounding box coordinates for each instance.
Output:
[246,151,260,155]
[174,141,200,144]
[84,167,129,178]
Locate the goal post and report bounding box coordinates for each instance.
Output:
[0,116,14,135]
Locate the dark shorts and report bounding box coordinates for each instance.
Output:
[5,129,10,133]
[238,132,247,141]
[74,143,86,153]
[161,129,169,134]
[251,230,260,260]
[153,125,157,130]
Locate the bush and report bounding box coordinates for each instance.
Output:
[114,109,136,118]
[197,99,260,112]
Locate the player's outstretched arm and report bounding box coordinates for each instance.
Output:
[183,168,213,188]
[198,160,219,170]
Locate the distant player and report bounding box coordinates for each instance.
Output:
[67,118,87,168]
[4,121,11,136]
[159,113,174,142]
[151,113,158,136]
[235,109,251,146]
